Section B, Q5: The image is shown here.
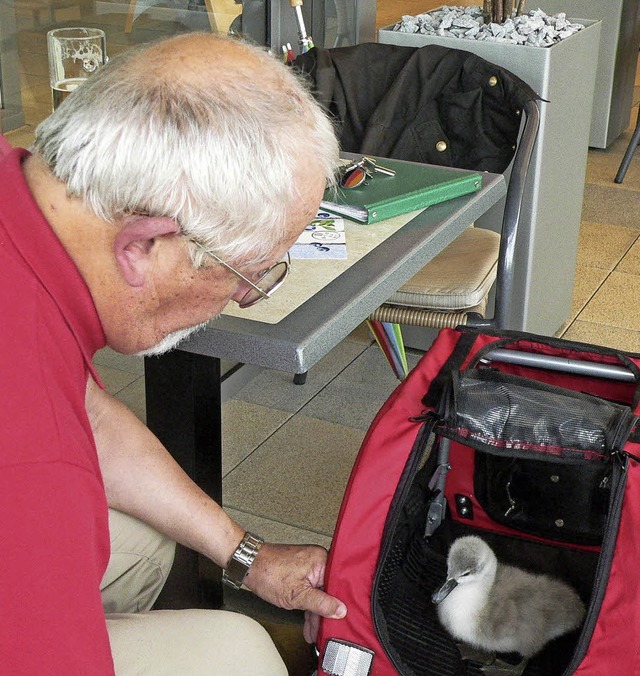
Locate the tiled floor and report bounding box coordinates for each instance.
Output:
[4,2,640,671]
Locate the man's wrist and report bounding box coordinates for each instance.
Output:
[222,532,264,590]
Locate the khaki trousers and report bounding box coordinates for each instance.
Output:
[103,510,287,675]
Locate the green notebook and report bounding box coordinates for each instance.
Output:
[321,156,483,224]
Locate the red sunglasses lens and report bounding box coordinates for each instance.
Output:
[341,166,367,189]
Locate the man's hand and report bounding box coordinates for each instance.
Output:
[87,380,346,643]
[243,543,346,643]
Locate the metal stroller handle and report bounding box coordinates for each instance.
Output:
[483,348,636,382]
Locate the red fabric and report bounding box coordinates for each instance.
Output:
[0,134,12,158]
[574,458,640,673]
[318,327,640,674]
[318,328,477,674]
[0,147,112,673]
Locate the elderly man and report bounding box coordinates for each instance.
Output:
[0,32,346,674]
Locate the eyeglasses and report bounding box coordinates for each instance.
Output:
[338,156,396,189]
[189,239,290,308]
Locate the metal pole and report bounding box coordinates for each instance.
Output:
[290,0,314,51]
[483,349,636,382]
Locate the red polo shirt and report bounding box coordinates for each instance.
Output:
[0,147,113,673]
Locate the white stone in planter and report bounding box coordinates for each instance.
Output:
[394,7,585,46]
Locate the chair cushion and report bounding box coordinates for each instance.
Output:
[387,227,500,310]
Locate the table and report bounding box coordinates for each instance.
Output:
[144,167,506,609]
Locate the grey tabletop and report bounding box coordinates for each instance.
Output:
[177,170,506,374]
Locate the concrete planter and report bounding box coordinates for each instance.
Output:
[378,17,601,338]
[536,0,640,148]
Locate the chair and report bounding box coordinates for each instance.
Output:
[614,105,640,184]
[370,95,539,333]
[330,0,354,47]
[292,43,540,381]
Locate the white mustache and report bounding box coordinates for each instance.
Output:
[134,319,214,357]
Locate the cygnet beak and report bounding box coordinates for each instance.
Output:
[431,577,458,604]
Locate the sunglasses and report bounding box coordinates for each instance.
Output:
[189,238,291,308]
[338,156,396,189]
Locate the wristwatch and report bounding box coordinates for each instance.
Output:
[222,532,264,590]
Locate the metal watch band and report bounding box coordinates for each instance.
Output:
[222,532,264,590]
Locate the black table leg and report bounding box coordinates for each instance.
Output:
[144,350,224,609]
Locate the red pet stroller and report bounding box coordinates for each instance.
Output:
[317,327,640,675]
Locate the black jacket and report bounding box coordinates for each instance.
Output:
[293,43,539,173]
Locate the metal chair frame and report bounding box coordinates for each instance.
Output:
[615,105,640,184]
[465,96,540,330]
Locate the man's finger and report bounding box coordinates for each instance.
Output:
[299,587,347,620]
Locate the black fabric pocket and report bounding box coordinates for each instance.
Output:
[474,454,611,545]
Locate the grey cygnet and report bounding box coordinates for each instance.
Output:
[431,535,586,658]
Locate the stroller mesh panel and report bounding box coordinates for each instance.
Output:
[374,464,599,675]
[448,370,631,459]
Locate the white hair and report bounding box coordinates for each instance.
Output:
[32,34,339,266]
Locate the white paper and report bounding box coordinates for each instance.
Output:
[290,211,348,260]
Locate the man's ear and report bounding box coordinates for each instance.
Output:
[114,215,181,287]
